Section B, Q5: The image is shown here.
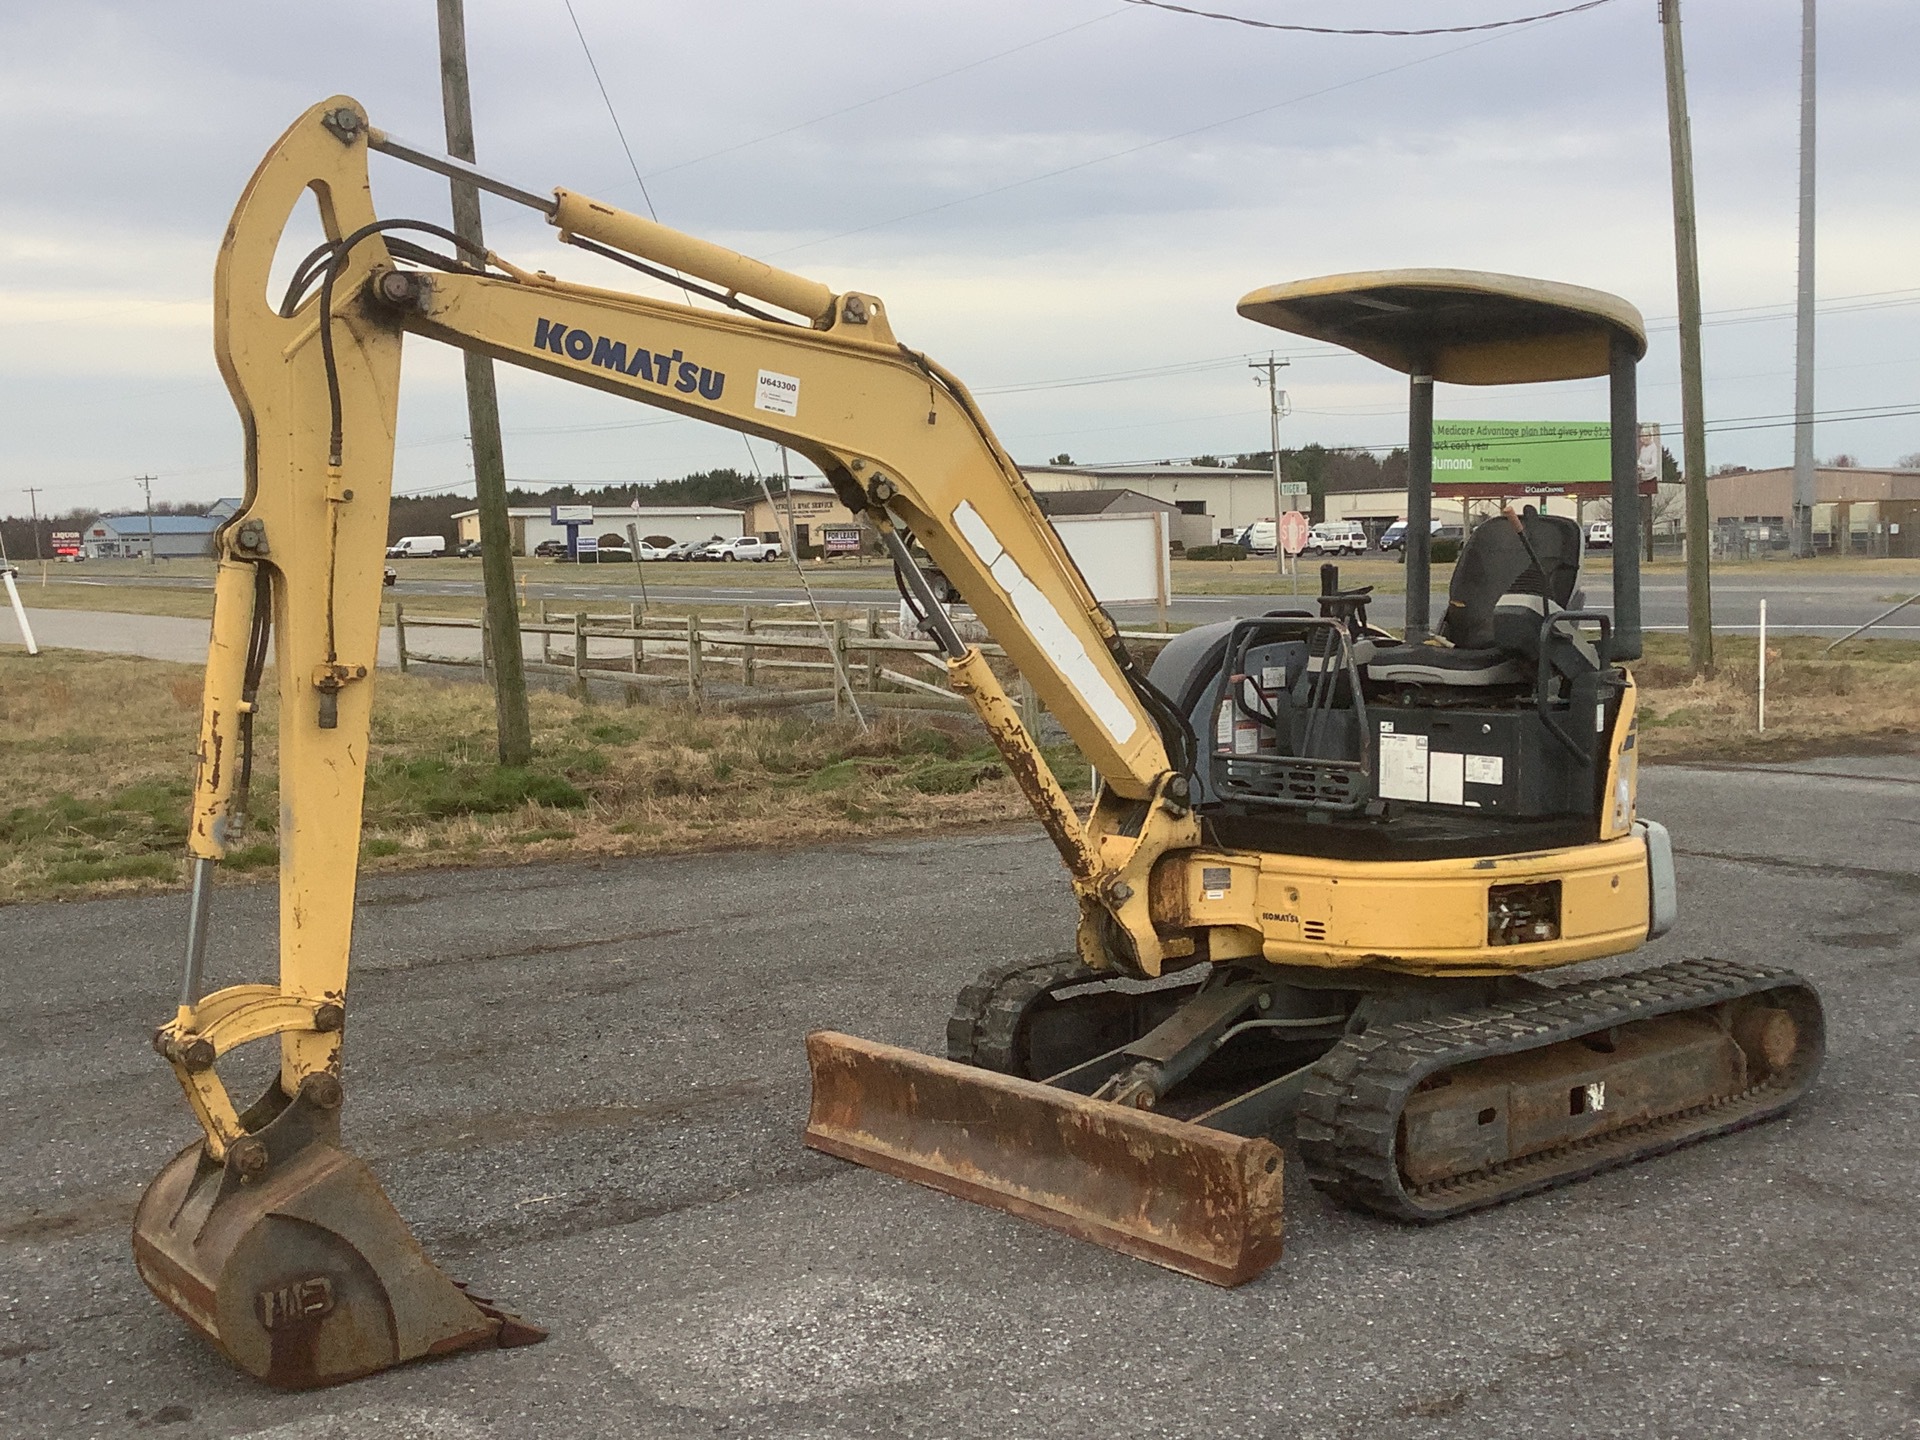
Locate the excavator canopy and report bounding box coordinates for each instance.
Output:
[1236,269,1646,386]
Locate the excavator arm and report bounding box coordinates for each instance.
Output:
[136,96,1220,1388]
[379,231,1204,971]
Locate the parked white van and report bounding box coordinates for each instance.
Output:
[385,535,447,558]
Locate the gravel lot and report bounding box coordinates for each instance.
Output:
[2,757,1916,1439]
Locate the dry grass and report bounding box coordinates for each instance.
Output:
[0,651,1085,905]
[1631,632,1920,761]
[6,630,1915,905]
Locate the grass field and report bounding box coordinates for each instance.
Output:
[1632,631,1920,761]
[3,630,1912,905]
[0,651,1087,906]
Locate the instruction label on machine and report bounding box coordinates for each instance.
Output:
[755,369,801,415]
[1379,722,1488,806]
[1465,753,1504,786]
[1378,729,1429,802]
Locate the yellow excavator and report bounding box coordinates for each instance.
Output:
[137,97,1823,1388]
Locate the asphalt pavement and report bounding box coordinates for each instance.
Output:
[2,758,1917,1439]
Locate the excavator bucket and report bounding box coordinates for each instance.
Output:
[803,1032,1285,1286]
[132,1080,542,1389]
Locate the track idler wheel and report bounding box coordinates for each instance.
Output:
[133,1074,543,1389]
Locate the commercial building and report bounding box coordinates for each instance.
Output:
[1708,466,1920,557]
[734,480,863,552]
[452,505,740,553]
[1022,465,1278,549]
[82,502,241,560]
[1033,488,1180,524]
[1321,488,1581,540]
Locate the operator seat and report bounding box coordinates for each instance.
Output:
[1366,509,1589,688]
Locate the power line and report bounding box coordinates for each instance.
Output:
[1038,398,1920,467]
[637,9,1128,183]
[1119,0,1616,38]
[766,17,1568,258]
[562,0,666,226]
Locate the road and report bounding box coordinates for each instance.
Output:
[2,758,1916,1439]
[26,563,1920,636]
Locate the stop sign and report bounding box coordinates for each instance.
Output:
[1278,511,1309,555]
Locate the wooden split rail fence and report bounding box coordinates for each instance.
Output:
[389,600,1171,727]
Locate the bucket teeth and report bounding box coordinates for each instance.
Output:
[454,1283,549,1349]
[133,1082,543,1389]
[804,1030,1285,1286]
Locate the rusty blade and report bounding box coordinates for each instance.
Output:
[803,1031,1284,1286]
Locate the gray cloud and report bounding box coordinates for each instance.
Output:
[3,0,1915,514]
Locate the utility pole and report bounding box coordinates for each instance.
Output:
[1250,354,1290,575]
[24,486,45,584]
[1791,0,1817,558]
[779,445,796,548]
[1659,0,1713,672]
[138,474,157,566]
[437,0,531,765]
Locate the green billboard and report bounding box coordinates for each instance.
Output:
[1432,420,1610,492]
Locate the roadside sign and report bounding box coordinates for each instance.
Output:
[1278,511,1309,555]
[550,503,594,524]
[821,525,863,556]
[1636,423,1662,486]
[1279,481,1309,497]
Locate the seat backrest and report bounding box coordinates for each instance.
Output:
[1438,509,1582,651]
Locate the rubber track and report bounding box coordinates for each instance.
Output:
[946,955,1095,1073]
[1296,957,1826,1221]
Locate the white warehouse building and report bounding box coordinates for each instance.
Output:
[1021,465,1279,550]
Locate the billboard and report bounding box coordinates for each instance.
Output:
[1432,421,1610,493]
[1636,423,1662,485]
[549,503,595,525]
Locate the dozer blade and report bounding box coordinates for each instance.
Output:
[804,1031,1284,1286]
[133,1077,543,1389]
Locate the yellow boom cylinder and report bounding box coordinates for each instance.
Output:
[550,189,837,327]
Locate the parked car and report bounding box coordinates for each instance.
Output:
[585,544,633,564]
[1587,519,1614,549]
[533,539,569,558]
[1378,518,1441,552]
[660,539,704,561]
[1302,521,1367,557]
[704,536,785,562]
[635,540,668,561]
[385,535,447,558]
[1392,523,1466,562]
[456,539,483,557]
[1235,520,1277,556]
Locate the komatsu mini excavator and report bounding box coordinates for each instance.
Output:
[137,98,1823,1388]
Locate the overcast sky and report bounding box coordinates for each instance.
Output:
[3,0,1914,517]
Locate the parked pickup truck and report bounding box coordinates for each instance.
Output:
[702,536,784,562]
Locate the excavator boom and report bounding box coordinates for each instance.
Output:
[137,96,1257,1386]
